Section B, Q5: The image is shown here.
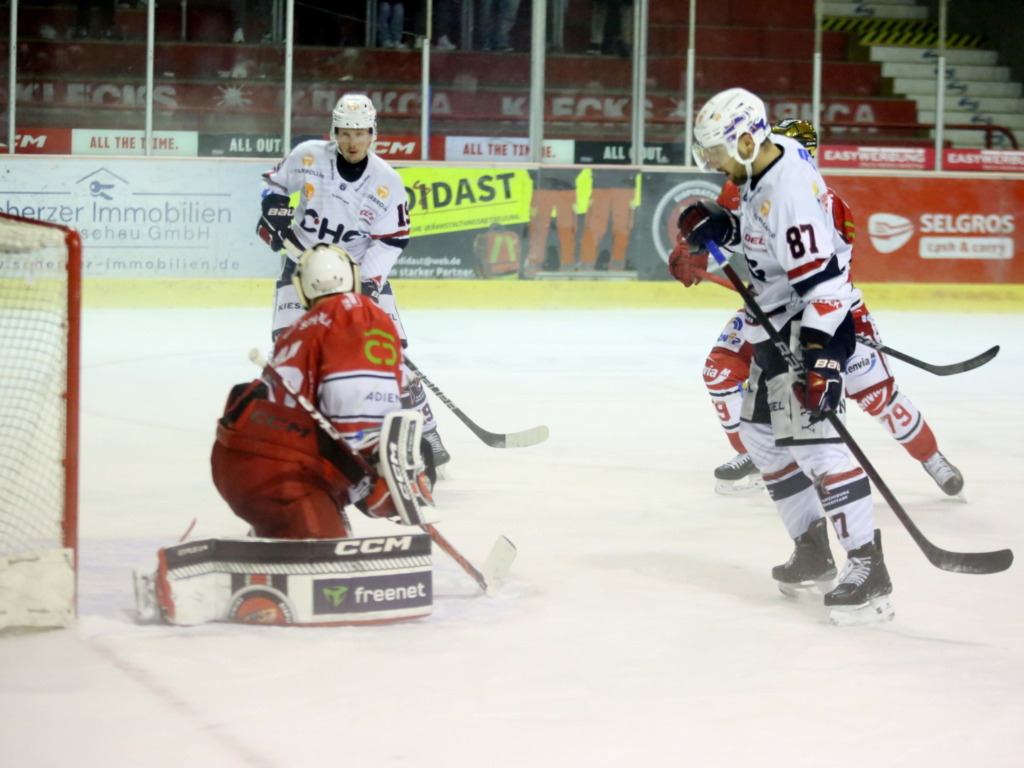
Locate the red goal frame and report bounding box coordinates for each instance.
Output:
[0,212,81,604]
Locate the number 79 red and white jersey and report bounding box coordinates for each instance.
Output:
[737,134,861,344]
[263,140,411,282]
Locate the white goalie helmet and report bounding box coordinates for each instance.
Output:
[292,244,360,309]
[691,87,771,175]
[331,93,377,137]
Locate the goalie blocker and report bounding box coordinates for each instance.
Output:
[135,534,433,626]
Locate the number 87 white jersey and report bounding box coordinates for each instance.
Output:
[262,139,411,282]
[737,134,861,345]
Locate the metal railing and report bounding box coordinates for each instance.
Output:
[825,122,1019,150]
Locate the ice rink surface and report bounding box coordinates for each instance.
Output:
[3,305,1023,768]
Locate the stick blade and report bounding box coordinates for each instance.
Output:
[471,424,550,449]
[926,545,1013,575]
[502,425,550,449]
[948,344,1000,374]
[916,344,1000,376]
[482,536,518,596]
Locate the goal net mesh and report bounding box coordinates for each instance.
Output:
[0,213,79,629]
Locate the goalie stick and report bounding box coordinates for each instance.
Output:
[705,241,1013,576]
[404,356,550,449]
[248,349,516,594]
[693,267,1000,376]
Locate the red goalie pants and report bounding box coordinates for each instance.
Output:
[211,442,350,539]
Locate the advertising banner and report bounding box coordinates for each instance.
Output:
[0,128,73,154]
[0,157,276,278]
[574,140,686,166]
[942,149,1024,173]
[443,137,574,164]
[820,146,1024,173]
[824,174,1024,283]
[70,129,199,157]
[390,165,534,279]
[198,132,319,158]
[820,146,935,171]
[4,156,1021,284]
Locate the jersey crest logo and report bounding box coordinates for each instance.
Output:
[760,200,771,217]
[301,154,314,167]
[377,185,391,199]
[304,182,315,200]
[364,328,398,365]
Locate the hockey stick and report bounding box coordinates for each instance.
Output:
[248,349,516,594]
[404,356,550,449]
[694,267,1000,376]
[704,242,1013,575]
[854,336,1000,377]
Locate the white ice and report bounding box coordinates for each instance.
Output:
[2,306,1023,768]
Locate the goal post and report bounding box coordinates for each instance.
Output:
[0,212,81,631]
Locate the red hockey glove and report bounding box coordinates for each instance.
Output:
[677,199,740,255]
[256,193,294,252]
[667,235,707,287]
[793,347,845,422]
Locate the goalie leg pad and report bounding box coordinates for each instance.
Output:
[0,549,75,630]
[378,410,436,526]
[136,536,433,626]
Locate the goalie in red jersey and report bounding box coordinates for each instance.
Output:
[211,243,430,540]
[669,118,964,499]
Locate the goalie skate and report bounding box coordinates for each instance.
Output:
[714,453,764,495]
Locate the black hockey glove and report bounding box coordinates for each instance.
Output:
[360,279,381,303]
[677,199,740,255]
[793,346,845,423]
[256,193,294,252]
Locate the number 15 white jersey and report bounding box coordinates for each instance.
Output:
[262,139,411,282]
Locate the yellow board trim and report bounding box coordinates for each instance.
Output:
[81,279,1024,312]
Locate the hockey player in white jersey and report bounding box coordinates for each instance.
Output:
[257,93,450,469]
[679,88,894,625]
[671,119,963,498]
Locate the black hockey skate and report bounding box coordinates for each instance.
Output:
[772,518,838,598]
[921,452,964,497]
[824,529,894,626]
[714,453,764,495]
[422,426,451,468]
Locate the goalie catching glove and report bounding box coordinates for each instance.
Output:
[793,346,845,422]
[257,193,294,252]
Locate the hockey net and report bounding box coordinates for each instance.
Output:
[0,212,81,631]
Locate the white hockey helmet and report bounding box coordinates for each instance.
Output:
[692,88,770,176]
[292,243,360,308]
[331,93,377,136]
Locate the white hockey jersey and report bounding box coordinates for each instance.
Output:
[262,140,410,281]
[737,134,861,344]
